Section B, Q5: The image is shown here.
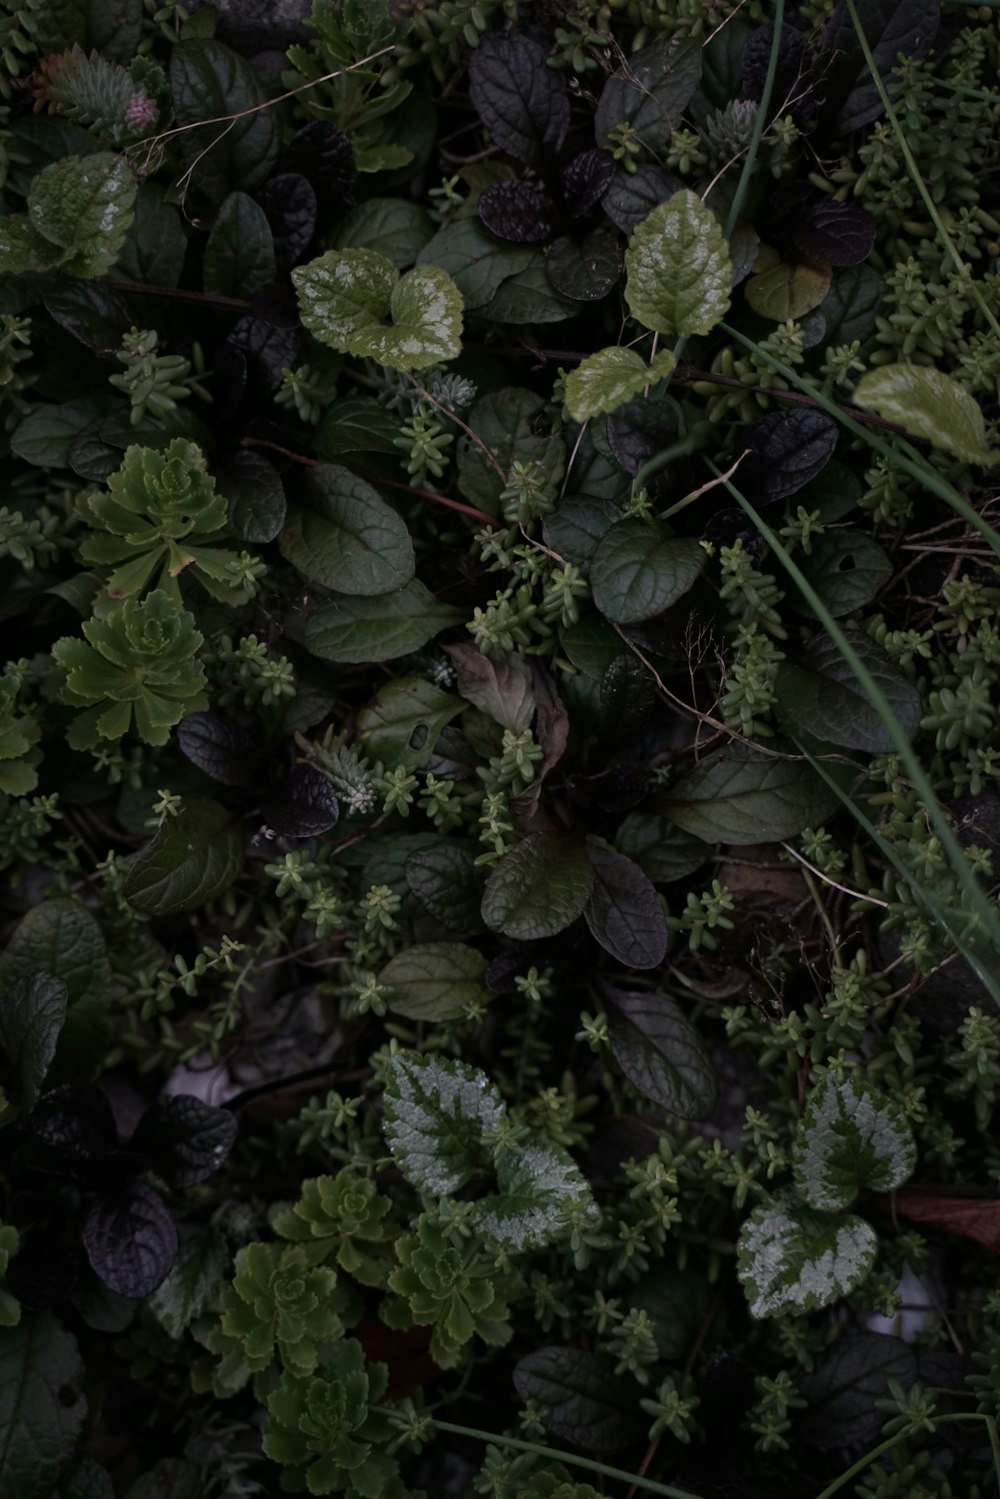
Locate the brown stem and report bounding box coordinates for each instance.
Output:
[107,279,253,311]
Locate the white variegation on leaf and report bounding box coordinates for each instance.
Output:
[624,189,732,337]
[793,1070,917,1212]
[564,345,677,422]
[853,365,1000,467]
[469,1138,600,1250]
[292,249,463,372]
[737,1189,878,1320]
[382,1050,503,1195]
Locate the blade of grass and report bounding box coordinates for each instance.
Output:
[704,458,1000,1006]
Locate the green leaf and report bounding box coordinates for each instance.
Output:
[482,256,578,324]
[292,250,463,372]
[355,677,465,770]
[470,1138,598,1250]
[169,41,279,204]
[737,1189,878,1319]
[744,254,832,320]
[405,844,485,936]
[799,1333,916,1452]
[604,987,717,1119]
[20,153,137,278]
[564,346,677,423]
[218,451,287,544]
[661,743,837,844]
[444,643,535,733]
[0,975,67,1112]
[0,1312,87,1499]
[774,630,922,752]
[314,397,402,461]
[625,190,731,336]
[854,364,1000,466]
[513,1347,646,1452]
[614,812,711,884]
[0,899,112,1085]
[457,387,565,513]
[303,580,464,664]
[147,1229,230,1341]
[11,400,111,469]
[416,217,537,312]
[123,798,244,916]
[382,1050,504,1194]
[481,834,595,941]
[791,532,893,619]
[332,198,434,269]
[546,224,622,304]
[279,464,414,596]
[793,1071,917,1212]
[596,37,702,151]
[203,191,276,297]
[590,518,705,625]
[378,943,490,1021]
[583,844,668,970]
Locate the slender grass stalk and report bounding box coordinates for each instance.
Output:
[813,1412,1000,1499]
[705,459,1000,1005]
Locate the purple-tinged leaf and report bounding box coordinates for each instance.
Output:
[279,121,356,209]
[815,0,940,134]
[478,181,561,244]
[561,149,615,218]
[584,843,668,969]
[605,987,717,1118]
[742,21,813,123]
[259,764,340,839]
[176,711,261,789]
[794,201,875,265]
[132,1094,238,1187]
[468,33,570,166]
[602,163,682,234]
[254,173,318,272]
[513,1347,646,1451]
[83,1184,177,1298]
[547,224,622,302]
[740,407,839,503]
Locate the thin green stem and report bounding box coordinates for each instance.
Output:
[431,1421,704,1499]
[814,1412,1000,1499]
[722,0,785,241]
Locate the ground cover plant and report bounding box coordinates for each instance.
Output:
[2,0,1000,1494]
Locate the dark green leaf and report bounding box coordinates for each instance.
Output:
[0,975,67,1112]
[513,1347,645,1451]
[584,844,668,969]
[626,1267,712,1361]
[605,987,717,1118]
[591,518,704,624]
[661,743,837,843]
[304,580,464,664]
[457,387,565,513]
[11,400,111,469]
[799,1334,916,1451]
[218,451,286,543]
[203,191,275,297]
[333,198,434,269]
[559,615,623,679]
[813,265,885,357]
[0,900,111,1086]
[147,1229,230,1341]
[482,258,578,324]
[792,531,893,618]
[314,397,401,460]
[169,41,279,204]
[546,225,623,302]
[113,184,188,289]
[405,844,485,935]
[124,799,244,916]
[176,712,260,789]
[774,630,922,752]
[481,834,594,941]
[279,464,414,596]
[543,497,620,573]
[356,678,465,770]
[0,1313,87,1499]
[416,218,537,312]
[378,942,490,1020]
[615,812,712,884]
[602,163,681,235]
[444,643,535,733]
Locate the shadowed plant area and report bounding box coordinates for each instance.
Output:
[3,0,1000,1494]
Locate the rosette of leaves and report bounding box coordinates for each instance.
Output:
[383,1213,514,1369]
[52,589,208,749]
[270,1173,396,1286]
[262,1337,403,1499]
[29,45,169,146]
[0,669,40,795]
[219,1242,344,1380]
[79,439,251,604]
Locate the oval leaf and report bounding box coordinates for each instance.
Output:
[378,942,490,1021]
[123,799,244,916]
[382,1050,503,1195]
[0,974,67,1112]
[565,346,676,423]
[405,845,485,935]
[467,33,570,166]
[604,987,717,1119]
[741,407,839,504]
[0,1312,87,1499]
[481,834,595,941]
[513,1347,646,1452]
[625,189,731,336]
[591,519,704,625]
[132,1093,239,1187]
[82,1184,178,1298]
[303,581,465,664]
[279,464,414,596]
[737,1188,878,1319]
[661,743,837,844]
[584,845,669,969]
[854,364,1000,466]
[793,1071,917,1212]
[774,630,922,752]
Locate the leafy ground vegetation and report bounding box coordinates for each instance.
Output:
[2,0,1000,1494]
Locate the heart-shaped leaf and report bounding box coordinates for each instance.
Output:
[740,407,839,504]
[132,1094,238,1187]
[82,1184,178,1298]
[792,1070,917,1211]
[737,1189,878,1319]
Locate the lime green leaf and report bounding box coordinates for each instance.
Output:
[625,190,731,336]
[564,346,677,423]
[382,1050,504,1194]
[0,1312,88,1499]
[737,1189,878,1319]
[378,943,490,1021]
[591,518,704,625]
[854,364,1000,466]
[278,464,414,596]
[292,249,463,372]
[124,799,244,916]
[303,581,465,664]
[793,1071,917,1212]
[481,833,594,940]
